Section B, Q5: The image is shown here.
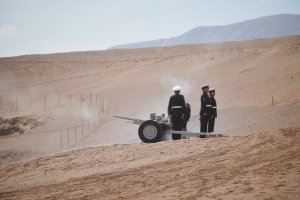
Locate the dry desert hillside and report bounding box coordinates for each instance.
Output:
[0,36,299,199]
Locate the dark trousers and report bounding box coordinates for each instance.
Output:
[200,116,209,132]
[172,116,182,140]
[208,117,215,133]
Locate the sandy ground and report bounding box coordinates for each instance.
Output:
[0,128,299,199]
[0,36,300,199]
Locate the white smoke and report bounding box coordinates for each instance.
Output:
[160,75,196,97]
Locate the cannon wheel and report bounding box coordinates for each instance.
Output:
[138,120,163,143]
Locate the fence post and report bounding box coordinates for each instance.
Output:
[96,94,98,108]
[16,96,18,112]
[0,95,2,110]
[98,107,100,124]
[58,92,61,105]
[272,96,274,106]
[81,94,83,107]
[102,97,104,113]
[67,128,70,147]
[75,124,77,145]
[93,110,95,128]
[30,95,33,112]
[60,129,63,150]
[89,92,92,107]
[44,95,47,110]
[82,119,84,137]
[70,91,72,105]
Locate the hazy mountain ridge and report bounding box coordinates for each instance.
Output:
[110,14,300,49]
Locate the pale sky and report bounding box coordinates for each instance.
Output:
[0,0,300,57]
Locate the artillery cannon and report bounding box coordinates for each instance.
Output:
[114,113,223,143]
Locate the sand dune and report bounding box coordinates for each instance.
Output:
[0,36,300,199]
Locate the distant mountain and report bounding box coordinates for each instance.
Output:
[110,14,300,49]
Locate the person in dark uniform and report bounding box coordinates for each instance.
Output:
[200,84,211,137]
[168,85,186,140]
[208,88,217,133]
[182,103,191,132]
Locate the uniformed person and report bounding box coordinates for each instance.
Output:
[208,88,217,133]
[182,103,191,132]
[200,84,211,137]
[168,85,186,140]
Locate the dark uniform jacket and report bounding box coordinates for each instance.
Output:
[184,104,191,123]
[210,96,217,118]
[168,94,185,117]
[200,92,211,117]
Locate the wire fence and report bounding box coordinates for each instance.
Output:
[0,90,104,114]
[0,91,105,151]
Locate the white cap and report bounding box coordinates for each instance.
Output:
[201,84,209,89]
[173,85,181,91]
[209,88,215,92]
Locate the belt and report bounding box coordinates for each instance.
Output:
[206,105,211,107]
[172,106,183,109]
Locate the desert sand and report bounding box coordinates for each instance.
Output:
[0,36,299,199]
